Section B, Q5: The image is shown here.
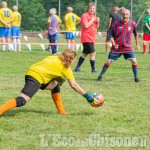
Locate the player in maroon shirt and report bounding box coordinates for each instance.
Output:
[97,9,140,82]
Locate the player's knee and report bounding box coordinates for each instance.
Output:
[106,61,111,65]
[51,84,60,93]
[131,58,137,65]
[16,97,27,107]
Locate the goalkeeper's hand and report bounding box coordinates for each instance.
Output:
[83,93,98,105]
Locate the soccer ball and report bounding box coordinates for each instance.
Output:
[92,92,104,108]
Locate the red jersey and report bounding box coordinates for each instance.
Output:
[110,20,137,53]
[80,12,98,43]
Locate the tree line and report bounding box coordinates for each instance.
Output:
[6,0,149,32]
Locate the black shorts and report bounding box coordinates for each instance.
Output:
[21,75,48,98]
[21,75,65,98]
[82,42,95,54]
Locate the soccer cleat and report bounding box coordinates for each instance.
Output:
[45,47,51,51]
[97,76,102,81]
[92,69,98,73]
[74,68,81,72]
[134,78,139,82]
[58,111,69,115]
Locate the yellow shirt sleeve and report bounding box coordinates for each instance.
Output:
[12,12,21,26]
[54,15,62,24]
[26,56,75,84]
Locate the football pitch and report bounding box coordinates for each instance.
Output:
[0,36,150,150]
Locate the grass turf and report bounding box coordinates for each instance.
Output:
[0,36,150,150]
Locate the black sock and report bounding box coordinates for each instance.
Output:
[90,60,96,70]
[75,57,85,69]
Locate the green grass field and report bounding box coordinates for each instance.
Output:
[0,36,150,150]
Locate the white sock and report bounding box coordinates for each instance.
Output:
[13,38,17,51]
[8,44,11,51]
[16,39,21,51]
[68,44,71,49]
[2,45,5,51]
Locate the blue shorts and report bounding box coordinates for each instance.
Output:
[55,32,58,41]
[108,52,136,61]
[66,32,75,40]
[0,27,11,38]
[11,26,20,38]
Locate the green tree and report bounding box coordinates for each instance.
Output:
[5,0,150,32]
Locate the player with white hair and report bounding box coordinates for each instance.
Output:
[11,5,22,52]
[46,8,62,52]
[97,9,140,82]
[142,8,150,54]
[0,1,14,51]
[64,6,81,49]
[47,8,58,54]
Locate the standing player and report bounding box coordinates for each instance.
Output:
[74,2,100,72]
[0,1,14,52]
[64,7,80,49]
[11,5,22,52]
[97,9,140,82]
[105,7,121,55]
[46,8,62,52]
[142,8,150,54]
[47,8,58,54]
[0,49,99,116]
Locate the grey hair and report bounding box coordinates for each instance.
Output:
[88,2,95,8]
[12,5,18,11]
[49,8,56,15]
[147,8,150,14]
[67,7,73,11]
[122,9,130,15]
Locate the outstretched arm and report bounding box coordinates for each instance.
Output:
[68,79,97,103]
[68,79,86,95]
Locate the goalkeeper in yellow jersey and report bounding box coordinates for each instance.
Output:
[0,49,98,116]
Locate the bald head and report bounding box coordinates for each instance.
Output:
[1,1,7,8]
[113,7,119,12]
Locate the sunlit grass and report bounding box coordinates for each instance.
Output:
[0,36,149,150]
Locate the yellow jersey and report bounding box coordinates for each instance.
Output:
[48,15,62,24]
[12,11,21,26]
[26,56,74,84]
[0,7,13,27]
[64,12,80,31]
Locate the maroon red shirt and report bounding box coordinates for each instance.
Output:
[110,19,137,53]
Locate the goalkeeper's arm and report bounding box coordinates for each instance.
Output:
[68,79,95,103]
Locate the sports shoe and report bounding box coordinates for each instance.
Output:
[75,68,81,72]
[97,76,102,81]
[58,111,69,115]
[134,78,139,82]
[45,47,51,51]
[92,69,98,73]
